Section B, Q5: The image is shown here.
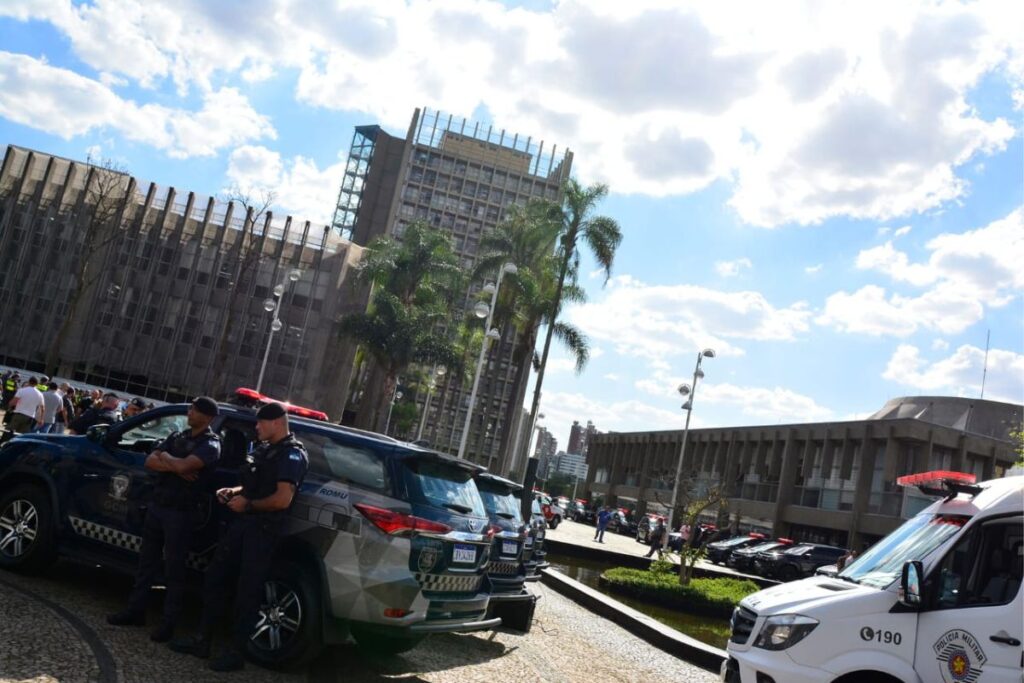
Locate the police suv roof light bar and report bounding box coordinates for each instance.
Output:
[896,470,982,500]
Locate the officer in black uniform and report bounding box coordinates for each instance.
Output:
[170,402,307,672]
[107,396,221,642]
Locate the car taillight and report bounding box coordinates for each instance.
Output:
[355,504,452,536]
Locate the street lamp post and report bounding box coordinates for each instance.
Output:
[663,348,716,552]
[256,268,302,394]
[457,262,517,460]
[416,365,447,442]
[384,385,403,435]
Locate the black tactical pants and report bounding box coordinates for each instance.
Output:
[127,503,191,622]
[198,514,282,650]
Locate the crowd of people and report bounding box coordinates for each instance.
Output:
[1,369,154,439]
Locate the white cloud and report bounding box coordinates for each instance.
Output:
[0,51,274,158]
[539,390,685,445]
[226,145,345,225]
[805,264,824,274]
[894,226,912,238]
[567,275,812,367]
[603,373,620,381]
[883,344,1024,404]
[714,257,752,277]
[635,377,834,423]
[932,338,950,351]
[822,208,1024,337]
[3,1,1021,227]
[817,284,984,337]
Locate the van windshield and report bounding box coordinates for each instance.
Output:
[840,513,970,589]
[401,460,487,517]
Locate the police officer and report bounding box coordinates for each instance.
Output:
[107,397,221,642]
[171,402,307,672]
[68,392,119,434]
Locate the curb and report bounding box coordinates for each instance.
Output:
[539,566,727,674]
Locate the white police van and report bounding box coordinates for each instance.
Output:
[722,471,1023,683]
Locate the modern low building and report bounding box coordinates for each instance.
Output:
[585,396,1022,549]
[332,108,573,473]
[552,450,589,481]
[0,145,367,416]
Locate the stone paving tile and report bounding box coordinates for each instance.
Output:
[2,554,718,683]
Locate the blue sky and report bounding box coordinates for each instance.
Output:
[1,1,1021,449]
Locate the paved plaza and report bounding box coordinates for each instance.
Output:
[0,559,717,683]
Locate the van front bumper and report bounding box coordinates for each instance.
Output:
[408,616,502,633]
[721,652,831,683]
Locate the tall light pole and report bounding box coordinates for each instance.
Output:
[384,385,403,435]
[663,348,715,552]
[416,365,447,442]
[256,268,302,394]
[457,262,517,460]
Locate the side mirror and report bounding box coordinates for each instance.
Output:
[899,560,924,609]
[86,424,110,444]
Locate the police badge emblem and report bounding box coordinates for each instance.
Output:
[109,474,130,501]
[417,542,441,573]
[933,629,987,683]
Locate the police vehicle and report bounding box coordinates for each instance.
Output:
[0,401,501,668]
[475,473,538,632]
[722,472,1023,683]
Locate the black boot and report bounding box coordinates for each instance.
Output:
[150,620,175,643]
[106,609,146,627]
[168,634,211,658]
[208,648,245,672]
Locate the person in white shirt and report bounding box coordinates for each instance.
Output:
[38,384,66,434]
[8,377,45,434]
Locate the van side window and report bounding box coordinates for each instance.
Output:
[933,516,1023,609]
[302,432,388,492]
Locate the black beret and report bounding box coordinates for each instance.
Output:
[256,402,286,420]
[191,396,219,417]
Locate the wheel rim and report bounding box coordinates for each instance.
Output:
[0,498,39,559]
[250,580,302,652]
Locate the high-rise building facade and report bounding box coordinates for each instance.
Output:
[0,146,367,414]
[553,450,589,480]
[333,109,573,472]
[567,420,584,455]
[533,426,558,461]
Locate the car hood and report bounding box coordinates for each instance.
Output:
[740,577,890,618]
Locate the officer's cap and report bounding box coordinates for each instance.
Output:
[191,396,219,417]
[256,402,287,421]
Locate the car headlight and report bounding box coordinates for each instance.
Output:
[753,614,819,650]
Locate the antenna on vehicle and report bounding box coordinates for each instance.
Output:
[980,329,990,399]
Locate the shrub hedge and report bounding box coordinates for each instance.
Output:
[600,566,760,619]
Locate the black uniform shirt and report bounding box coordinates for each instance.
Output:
[240,433,308,518]
[153,427,221,506]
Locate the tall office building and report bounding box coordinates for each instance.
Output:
[333,108,573,472]
[0,146,367,414]
[567,420,584,455]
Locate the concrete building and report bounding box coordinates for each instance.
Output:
[533,426,558,460]
[553,450,589,481]
[585,397,1021,549]
[0,146,367,415]
[567,420,584,455]
[332,108,573,472]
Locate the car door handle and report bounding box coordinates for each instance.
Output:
[989,633,1021,647]
[81,473,103,480]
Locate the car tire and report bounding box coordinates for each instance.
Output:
[548,516,560,530]
[245,561,323,669]
[0,484,56,573]
[779,564,800,582]
[351,625,428,655]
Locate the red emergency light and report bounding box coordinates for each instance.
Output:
[896,470,982,499]
[777,538,795,545]
[896,470,976,487]
[232,387,329,422]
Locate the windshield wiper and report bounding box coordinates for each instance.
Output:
[495,512,517,520]
[443,502,473,514]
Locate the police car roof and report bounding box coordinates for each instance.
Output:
[208,402,406,447]
[475,472,523,492]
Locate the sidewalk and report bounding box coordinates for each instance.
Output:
[544,518,773,584]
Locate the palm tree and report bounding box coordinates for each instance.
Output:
[340,221,464,432]
[524,180,622,466]
[472,200,593,474]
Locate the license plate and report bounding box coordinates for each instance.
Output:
[452,543,476,564]
[501,540,518,556]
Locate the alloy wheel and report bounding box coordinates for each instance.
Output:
[0,499,38,558]
[251,580,302,651]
